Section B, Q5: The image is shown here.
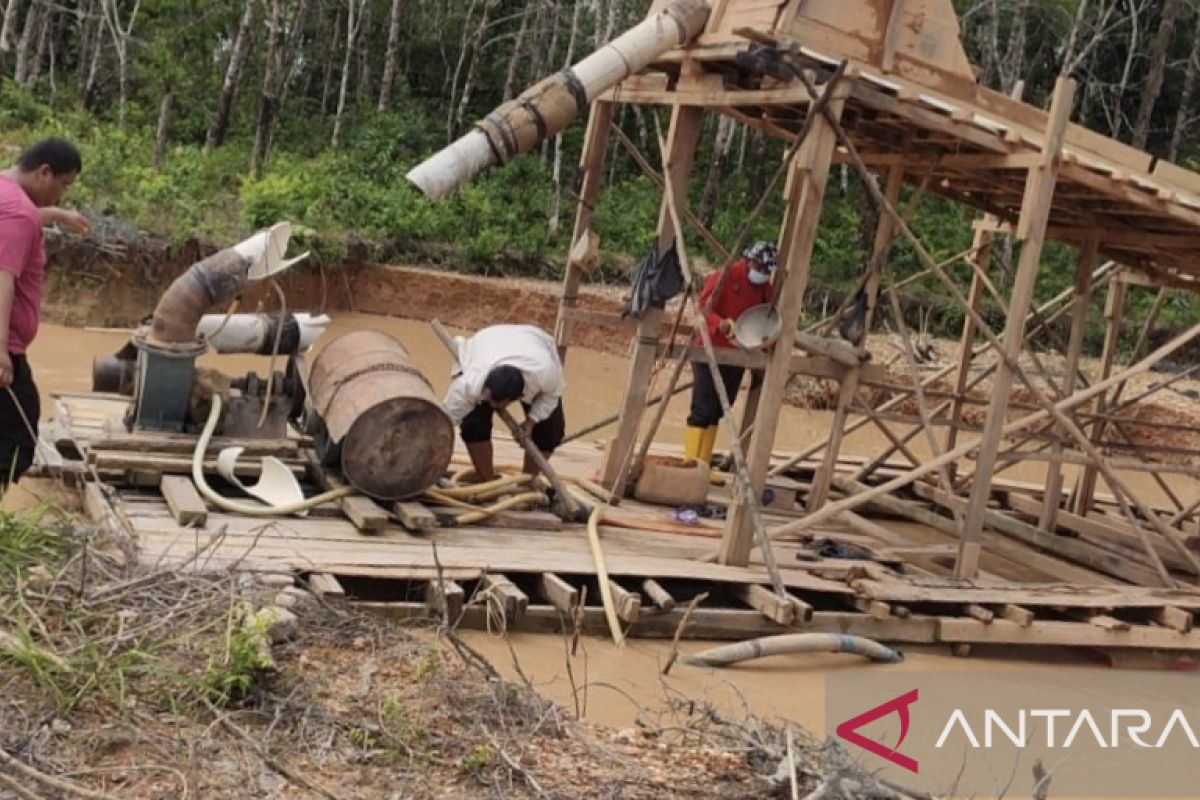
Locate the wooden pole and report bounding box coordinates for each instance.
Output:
[1038,241,1096,532]
[719,82,847,566]
[659,135,788,598]
[1072,278,1126,516]
[956,78,1076,579]
[807,163,904,510]
[944,227,993,480]
[599,104,703,493]
[555,100,614,362]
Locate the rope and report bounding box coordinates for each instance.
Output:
[4,385,55,462]
[256,279,287,429]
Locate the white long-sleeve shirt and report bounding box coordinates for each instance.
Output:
[442,324,566,425]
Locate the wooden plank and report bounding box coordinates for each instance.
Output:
[90,451,307,478]
[424,579,464,622]
[160,475,208,527]
[358,602,942,644]
[736,584,796,625]
[394,502,436,532]
[1008,493,1190,572]
[641,578,676,612]
[538,573,580,614]
[608,580,642,623]
[339,495,389,533]
[306,573,345,597]
[1089,614,1131,632]
[917,484,1165,586]
[958,77,1075,578]
[480,573,528,625]
[850,577,1200,610]
[937,617,1196,649]
[1001,604,1035,627]
[1155,606,1194,633]
[87,432,303,457]
[721,80,847,565]
[964,604,994,623]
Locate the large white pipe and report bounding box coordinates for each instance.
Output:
[407,0,710,200]
[196,312,331,354]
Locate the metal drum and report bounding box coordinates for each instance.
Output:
[308,330,453,500]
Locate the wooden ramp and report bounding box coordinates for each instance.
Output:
[51,392,1200,658]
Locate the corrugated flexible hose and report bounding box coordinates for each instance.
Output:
[681,633,903,668]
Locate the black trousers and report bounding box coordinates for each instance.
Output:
[0,354,39,487]
[460,399,566,453]
[688,361,746,427]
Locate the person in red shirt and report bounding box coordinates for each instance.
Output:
[0,138,87,488]
[684,241,777,465]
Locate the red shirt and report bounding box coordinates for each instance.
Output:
[0,176,46,355]
[695,259,772,349]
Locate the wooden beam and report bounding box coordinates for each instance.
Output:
[425,579,464,622]
[957,78,1076,579]
[480,573,528,626]
[600,104,703,493]
[1073,277,1126,516]
[160,475,207,527]
[936,617,1192,649]
[1039,240,1096,533]
[721,81,846,565]
[1001,604,1035,627]
[556,100,614,359]
[339,494,389,533]
[641,578,676,612]
[736,583,796,625]
[394,501,436,532]
[608,580,642,623]
[538,573,580,615]
[1155,606,1194,633]
[306,573,345,597]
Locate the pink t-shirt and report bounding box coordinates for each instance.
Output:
[0,176,46,355]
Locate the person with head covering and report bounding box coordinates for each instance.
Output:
[443,324,566,481]
[683,240,777,466]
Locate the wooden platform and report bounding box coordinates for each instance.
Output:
[51,392,1200,655]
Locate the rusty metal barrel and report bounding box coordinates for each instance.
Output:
[308,330,453,500]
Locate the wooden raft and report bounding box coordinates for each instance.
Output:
[54,393,1200,657]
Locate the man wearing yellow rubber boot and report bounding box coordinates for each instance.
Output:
[683,241,776,470]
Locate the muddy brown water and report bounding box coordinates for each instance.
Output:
[13,315,1199,766]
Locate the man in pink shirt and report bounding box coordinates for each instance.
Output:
[0,138,87,488]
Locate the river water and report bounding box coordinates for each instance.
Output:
[12,315,1195,752]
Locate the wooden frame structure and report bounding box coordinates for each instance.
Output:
[552,0,1200,586]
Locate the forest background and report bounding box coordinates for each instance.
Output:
[0,0,1196,350]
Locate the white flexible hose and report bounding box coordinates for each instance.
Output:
[192,393,354,516]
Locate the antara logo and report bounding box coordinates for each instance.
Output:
[835,689,920,773]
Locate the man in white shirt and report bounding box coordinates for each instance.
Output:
[443,324,567,481]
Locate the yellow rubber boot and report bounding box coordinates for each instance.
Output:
[682,425,705,464]
[701,425,727,486]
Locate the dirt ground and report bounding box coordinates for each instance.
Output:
[0,513,914,799]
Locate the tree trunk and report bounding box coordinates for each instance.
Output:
[1132,0,1179,151]
[25,7,50,87]
[537,0,562,162]
[206,0,258,150]
[252,0,285,177]
[548,0,583,237]
[331,0,366,148]
[355,3,371,105]
[320,11,340,118]
[0,0,21,56]
[1108,0,1139,138]
[275,0,309,113]
[1169,12,1200,162]
[746,130,767,204]
[501,0,534,102]
[153,85,173,171]
[997,0,1027,94]
[13,4,39,84]
[450,0,498,137]
[445,0,480,124]
[699,116,735,227]
[376,0,403,112]
[81,9,104,109]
